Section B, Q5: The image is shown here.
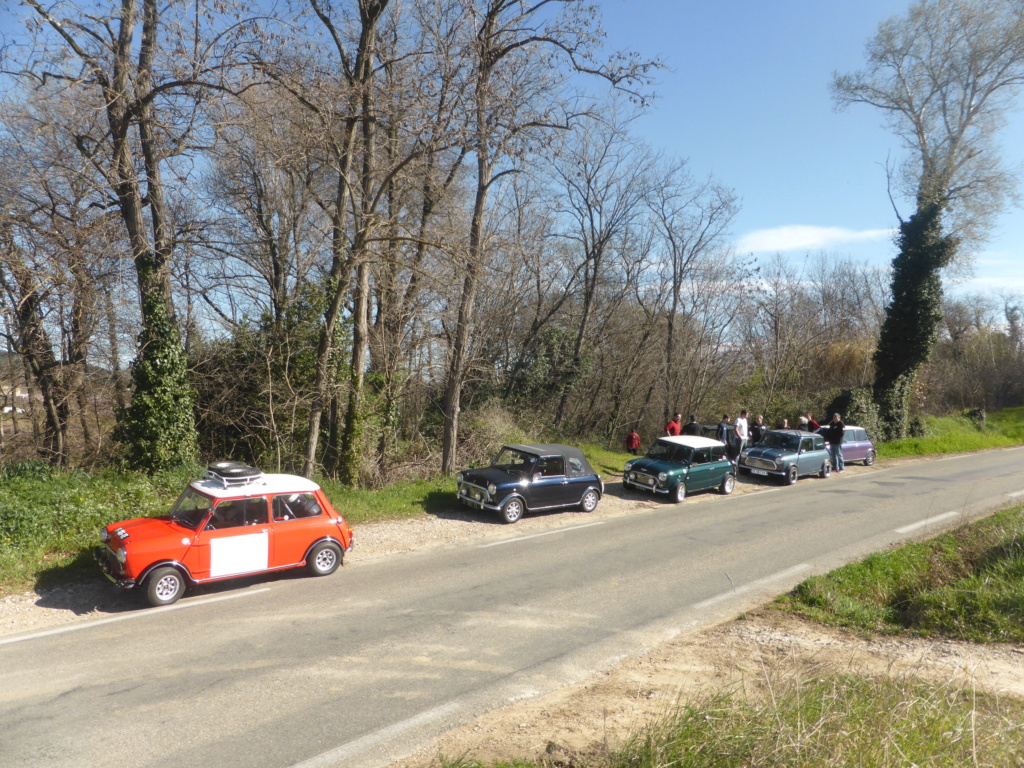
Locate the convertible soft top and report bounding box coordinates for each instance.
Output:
[503,443,597,476]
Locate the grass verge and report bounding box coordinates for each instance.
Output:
[780,503,1024,643]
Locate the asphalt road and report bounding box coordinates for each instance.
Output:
[2,448,1022,768]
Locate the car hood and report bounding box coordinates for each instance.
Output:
[105,516,193,546]
[459,466,526,487]
[626,457,687,475]
[744,445,794,460]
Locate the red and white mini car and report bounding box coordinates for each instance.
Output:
[95,462,354,606]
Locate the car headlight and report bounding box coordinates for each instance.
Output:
[100,529,110,543]
[658,472,667,482]
[115,547,127,564]
[456,472,463,483]
[624,461,634,471]
[487,483,496,495]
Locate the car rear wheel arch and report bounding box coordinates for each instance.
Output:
[579,487,601,512]
[306,540,343,576]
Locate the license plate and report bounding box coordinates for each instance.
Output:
[751,469,768,476]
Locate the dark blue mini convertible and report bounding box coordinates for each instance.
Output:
[456,444,604,523]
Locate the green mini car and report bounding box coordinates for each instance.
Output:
[623,436,736,503]
[738,429,831,484]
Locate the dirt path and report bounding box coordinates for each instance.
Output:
[3,456,1021,768]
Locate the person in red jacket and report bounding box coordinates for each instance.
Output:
[664,413,683,436]
[625,429,641,455]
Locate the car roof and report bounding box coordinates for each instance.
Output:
[656,435,724,449]
[502,444,596,473]
[505,443,582,457]
[190,473,321,500]
[768,429,813,436]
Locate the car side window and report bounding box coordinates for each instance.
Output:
[800,438,813,452]
[567,457,586,477]
[693,449,710,464]
[812,435,825,450]
[273,493,323,522]
[710,445,725,461]
[536,456,565,477]
[207,497,267,530]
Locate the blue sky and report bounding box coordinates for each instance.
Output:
[3,1,1021,296]
[599,0,1024,297]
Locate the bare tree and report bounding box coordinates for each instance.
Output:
[439,0,655,474]
[833,0,1024,438]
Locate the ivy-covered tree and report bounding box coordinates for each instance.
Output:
[833,0,1024,439]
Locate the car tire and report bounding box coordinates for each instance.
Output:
[785,465,799,485]
[820,461,831,479]
[672,482,686,503]
[864,450,876,466]
[145,567,185,607]
[579,489,600,513]
[501,497,525,524]
[720,474,735,495]
[306,542,342,576]
[307,540,344,577]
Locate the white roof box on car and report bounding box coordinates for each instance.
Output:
[204,461,264,488]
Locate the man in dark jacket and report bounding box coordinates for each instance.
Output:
[682,415,702,436]
[826,413,846,472]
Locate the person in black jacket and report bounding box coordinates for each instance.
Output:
[682,415,703,436]
[826,413,846,472]
[750,414,766,444]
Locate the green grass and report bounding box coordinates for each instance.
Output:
[780,503,1024,643]
[606,674,1024,768]
[879,411,1020,458]
[438,672,1024,768]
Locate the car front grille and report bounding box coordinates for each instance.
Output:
[745,457,776,470]
[630,472,658,487]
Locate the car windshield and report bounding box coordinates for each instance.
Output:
[761,432,800,451]
[492,448,538,475]
[647,441,693,463]
[169,487,213,530]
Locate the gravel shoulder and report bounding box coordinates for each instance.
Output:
[4,456,1022,768]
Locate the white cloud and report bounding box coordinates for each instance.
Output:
[737,225,895,253]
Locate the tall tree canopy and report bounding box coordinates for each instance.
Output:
[832,0,1024,439]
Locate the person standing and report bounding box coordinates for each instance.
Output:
[734,409,750,459]
[776,417,790,429]
[682,414,703,436]
[664,413,683,436]
[797,415,809,431]
[806,412,820,431]
[750,414,766,444]
[716,414,731,444]
[625,429,641,456]
[827,412,846,473]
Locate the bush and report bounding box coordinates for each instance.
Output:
[825,386,880,436]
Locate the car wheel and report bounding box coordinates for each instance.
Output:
[307,542,342,576]
[864,450,876,466]
[820,460,831,479]
[145,567,185,607]
[501,497,525,524]
[785,465,799,485]
[672,482,686,503]
[720,474,735,495]
[579,489,600,513]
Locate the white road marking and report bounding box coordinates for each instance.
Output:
[289,701,462,768]
[0,588,271,646]
[693,564,811,610]
[895,511,959,534]
[479,521,606,548]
